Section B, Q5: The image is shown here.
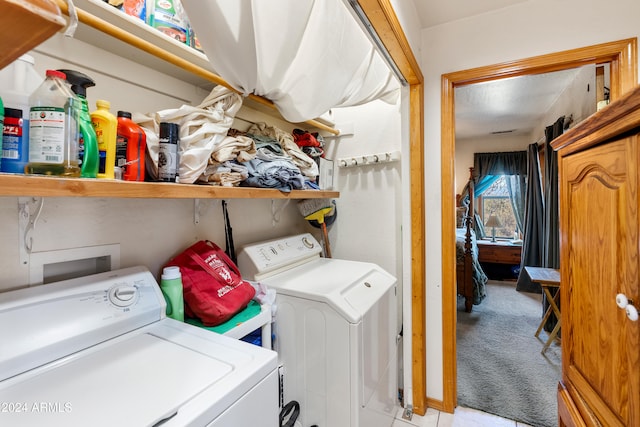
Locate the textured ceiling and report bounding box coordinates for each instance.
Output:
[454,68,585,140]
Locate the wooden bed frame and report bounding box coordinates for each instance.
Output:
[457,167,475,312]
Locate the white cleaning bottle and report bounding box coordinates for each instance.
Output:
[26,70,80,176]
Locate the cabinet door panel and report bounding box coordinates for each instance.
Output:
[561,137,639,426]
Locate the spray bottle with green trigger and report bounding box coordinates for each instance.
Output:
[57,69,99,178]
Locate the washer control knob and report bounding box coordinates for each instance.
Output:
[302,237,314,249]
[109,285,138,307]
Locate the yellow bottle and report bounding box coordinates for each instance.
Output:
[90,99,117,179]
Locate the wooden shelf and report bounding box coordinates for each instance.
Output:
[58,0,216,89]
[0,0,340,201]
[0,0,65,70]
[53,0,339,135]
[0,174,339,199]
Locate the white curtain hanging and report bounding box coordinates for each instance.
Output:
[181,0,400,123]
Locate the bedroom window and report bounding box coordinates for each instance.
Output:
[478,176,518,239]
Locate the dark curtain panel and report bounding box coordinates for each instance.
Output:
[543,118,562,269]
[473,151,528,177]
[472,151,527,237]
[506,175,526,234]
[516,144,545,293]
[542,116,563,330]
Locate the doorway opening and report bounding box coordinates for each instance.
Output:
[439,38,638,414]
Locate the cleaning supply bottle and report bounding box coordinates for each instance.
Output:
[0,54,43,173]
[58,69,99,178]
[26,70,80,177]
[0,96,4,171]
[160,266,184,321]
[2,108,23,174]
[116,111,146,181]
[90,99,117,179]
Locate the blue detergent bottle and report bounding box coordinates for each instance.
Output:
[0,55,43,174]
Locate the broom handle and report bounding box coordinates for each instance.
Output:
[322,222,332,258]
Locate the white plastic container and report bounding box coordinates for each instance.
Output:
[0,54,43,173]
[26,69,80,177]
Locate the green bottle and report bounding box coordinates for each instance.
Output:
[160,266,184,321]
[58,69,99,178]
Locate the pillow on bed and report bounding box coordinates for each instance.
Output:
[456,206,467,228]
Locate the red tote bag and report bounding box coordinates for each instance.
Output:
[164,240,255,326]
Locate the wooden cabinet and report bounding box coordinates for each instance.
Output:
[476,240,522,265]
[551,86,640,427]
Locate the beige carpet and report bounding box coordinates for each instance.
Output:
[457,280,561,427]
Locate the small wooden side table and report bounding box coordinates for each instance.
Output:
[476,240,522,265]
[524,266,561,354]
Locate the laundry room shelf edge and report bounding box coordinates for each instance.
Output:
[0,174,339,199]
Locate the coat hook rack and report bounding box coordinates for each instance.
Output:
[337,150,400,168]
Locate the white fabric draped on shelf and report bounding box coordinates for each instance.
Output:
[181,0,400,123]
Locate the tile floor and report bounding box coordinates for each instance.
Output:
[392,406,534,427]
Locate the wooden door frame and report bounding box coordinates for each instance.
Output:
[440,38,637,412]
[357,0,427,415]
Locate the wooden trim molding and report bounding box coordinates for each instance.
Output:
[357,0,424,86]
[558,382,587,427]
[440,72,457,413]
[409,82,426,415]
[426,397,446,413]
[445,38,637,94]
[356,0,427,416]
[440,38,637,412]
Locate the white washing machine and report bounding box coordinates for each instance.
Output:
[238,233,399,427]
[0,266,278,427]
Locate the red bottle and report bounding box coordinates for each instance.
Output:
[116,111,146,181]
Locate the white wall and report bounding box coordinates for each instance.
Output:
[328,101,402,277]
[389,0,422,61]
[533,65,597,142]
[420,0,640,402]
[0,31,403,298]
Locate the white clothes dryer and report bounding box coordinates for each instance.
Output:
[0,266,278,427]
[238,233,399,427]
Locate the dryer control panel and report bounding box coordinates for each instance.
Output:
[0,266,165,382]
[237,233,323,281]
